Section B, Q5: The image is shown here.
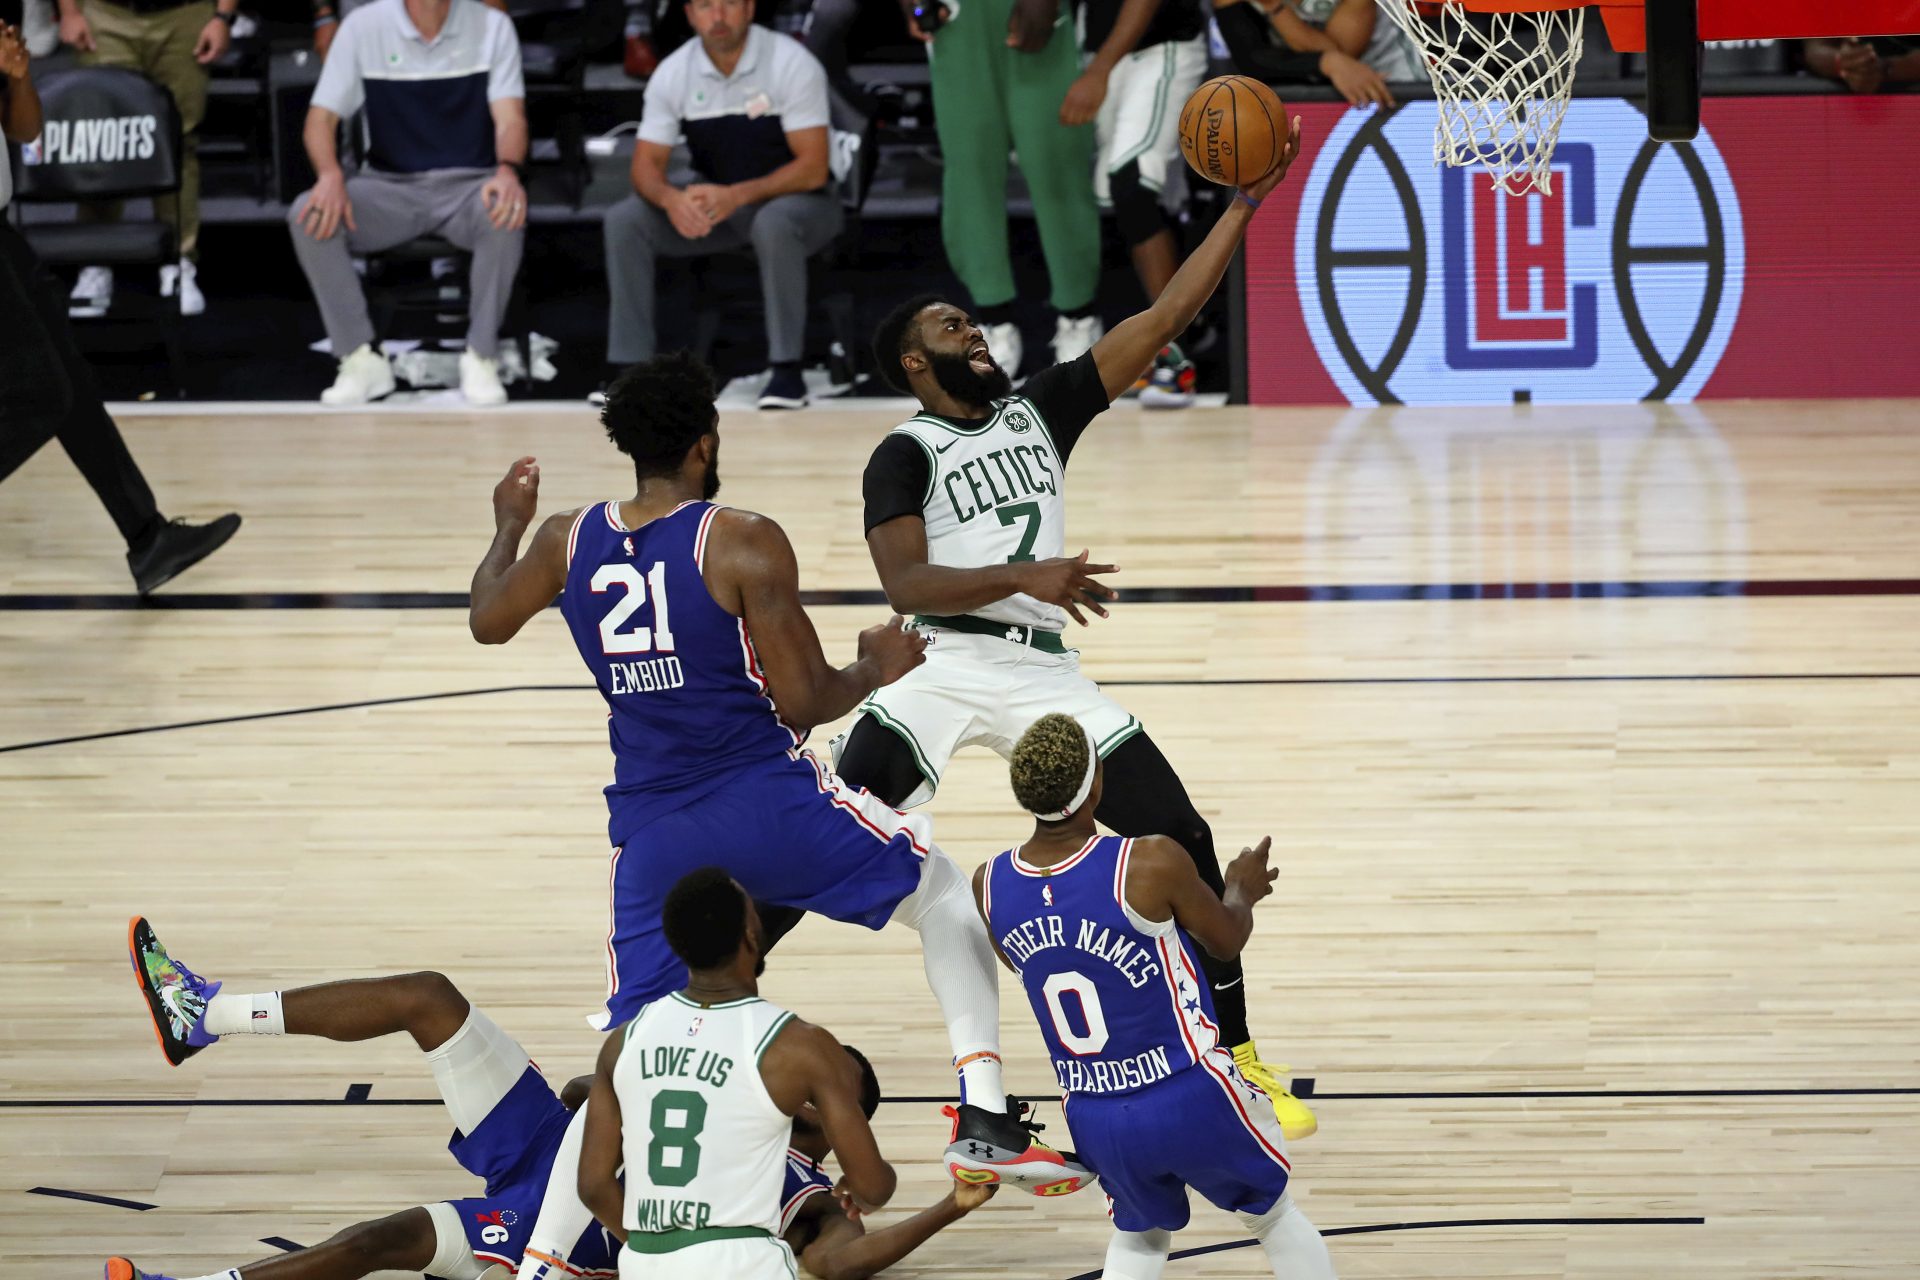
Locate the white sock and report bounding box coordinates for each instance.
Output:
[1101,1228,1172,1280]
[202,991,284,1037]
[517,1103,599,1277]
[1238,1193,1337,1279]
[890,848,1005,1109]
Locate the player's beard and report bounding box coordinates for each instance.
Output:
[927,348,1013,406]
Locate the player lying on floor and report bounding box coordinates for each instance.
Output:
[107,916,994,1280]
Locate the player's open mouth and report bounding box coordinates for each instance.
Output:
[968,343,992,371]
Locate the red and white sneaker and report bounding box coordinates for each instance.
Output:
[943,1097,1097,1197]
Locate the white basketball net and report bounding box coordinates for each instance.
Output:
[1374,1,1585,196]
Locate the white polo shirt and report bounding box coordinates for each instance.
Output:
[638,24,830,188]
[312,0,523,174]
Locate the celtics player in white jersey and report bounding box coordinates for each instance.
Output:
[826,116,1317,1142]
[579,867,901,1280]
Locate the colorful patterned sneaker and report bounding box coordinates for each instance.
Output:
[127,916,221,1067]
[943,1097,1097,1196]
[105,1257,174,1280]
[1230,1041,1318,1141]
[1139,344,1198,409]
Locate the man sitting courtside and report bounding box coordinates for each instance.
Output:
[603,0,841,410]
[289,0,529,406]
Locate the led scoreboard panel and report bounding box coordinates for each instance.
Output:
[1243,95,1920,404]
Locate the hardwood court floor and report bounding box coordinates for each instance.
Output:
[5,398,1920,1278]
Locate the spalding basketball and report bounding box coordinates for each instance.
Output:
[1178,75,1286,187]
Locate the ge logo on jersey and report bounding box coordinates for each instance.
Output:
[1005,411,1033,434]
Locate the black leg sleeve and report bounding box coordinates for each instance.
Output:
[757,714,927,958]
[1092,732,1253,1046]
[0,222,160,546]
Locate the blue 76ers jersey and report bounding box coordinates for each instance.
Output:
[983,836,1220,1096]
[559,501,802,842]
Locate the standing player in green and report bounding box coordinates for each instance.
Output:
[831,117,1320,1142]
[901,0,1104,378]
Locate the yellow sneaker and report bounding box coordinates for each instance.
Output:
[1230,1042,1318,1141]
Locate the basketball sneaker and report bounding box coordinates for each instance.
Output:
[1230,1042,1318,1141]
[128,916,221,1067]
[104,1259,172,1280]
[943,1097,1096,1196]
[1139,345,1198,410]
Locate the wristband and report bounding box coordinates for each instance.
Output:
[1236,190,1261,210]
[212,9,234,23]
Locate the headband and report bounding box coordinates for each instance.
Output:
[1030,723,1099,821]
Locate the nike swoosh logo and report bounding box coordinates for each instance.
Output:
[935,440,957,453]
[159,984,201,1031]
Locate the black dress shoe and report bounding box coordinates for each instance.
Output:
[127,513,242,595]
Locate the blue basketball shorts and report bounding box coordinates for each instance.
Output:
[1061,1049,1293,1233]
[596,749,931,1029]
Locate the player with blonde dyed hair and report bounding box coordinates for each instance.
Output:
[976,714,1338,1280]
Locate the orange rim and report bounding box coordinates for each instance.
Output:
[127,916,178,1068]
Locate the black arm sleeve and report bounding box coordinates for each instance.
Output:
[1020,352,1109,465]
[862,433,932,534]
[1214,1,1325,82]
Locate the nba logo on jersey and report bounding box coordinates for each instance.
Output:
[1442,143,1598,371]
[622,537,634,557]
[1042,884,1054,906]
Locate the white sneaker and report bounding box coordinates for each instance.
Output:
[460,349,508,406]
[69,265,114,318]
[160,260,205,316]
[1053,313,1104,364]
[984,321,1023,380]
[320,343,396,405]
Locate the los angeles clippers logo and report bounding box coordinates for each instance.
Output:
[1441,144,1598,370]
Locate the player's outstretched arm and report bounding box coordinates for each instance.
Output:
[1086,116,1304,401]
[763,1019,899,1213]
[1126,834,1276,962]
[576,1030,629,1245]
[470,457,574,644]
[868,516,1118,626]
[797,1183,997,1280]
[706,508,926,728]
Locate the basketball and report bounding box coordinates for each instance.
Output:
[1178,75,1287,188]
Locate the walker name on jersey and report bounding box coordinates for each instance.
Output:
[941,444,1059,524]
[1054,1044,1175,1095]
[631,1196,716,1232]
[632,1043,735,1088]
[608,655,687,695]
[997,913,1163,990]
[24,115,159,166]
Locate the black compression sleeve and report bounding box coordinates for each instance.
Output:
[862,433,932,533]
[1019,352,1108,465]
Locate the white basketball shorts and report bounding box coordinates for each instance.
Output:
[853,626,1143,807]
[1093,35,1211,202]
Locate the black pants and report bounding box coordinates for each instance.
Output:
[806,717,1258,1048]
[0,218,161,546]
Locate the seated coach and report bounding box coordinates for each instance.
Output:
[604,0,841,409]
[290,0,528,406]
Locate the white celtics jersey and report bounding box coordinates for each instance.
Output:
[614,992,797,1237]
[891,394,1070,631]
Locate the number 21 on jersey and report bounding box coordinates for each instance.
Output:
[592,562,677,655]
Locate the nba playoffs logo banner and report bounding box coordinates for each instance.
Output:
[1290,99,1743,404]
[1245,95,1920,404]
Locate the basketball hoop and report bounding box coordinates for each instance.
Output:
[1372,0,1589,197]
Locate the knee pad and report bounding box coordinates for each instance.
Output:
[422,1201,490,1280]
[1108,161,1166,249]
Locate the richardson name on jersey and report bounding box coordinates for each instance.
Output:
[1055,1043,1175,1094]
[998,912,1163,989]
[609,655,686,695]
[941,443,1058,524]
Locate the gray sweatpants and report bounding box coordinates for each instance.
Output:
[288,168,524,360]
[603,190,843,365]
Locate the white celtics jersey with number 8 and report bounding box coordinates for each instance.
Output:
[891,396,1069,632]
[615,992,796,1236]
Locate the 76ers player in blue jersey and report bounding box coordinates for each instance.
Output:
[464,353,1086,1220]
[977,714,1340,1279]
